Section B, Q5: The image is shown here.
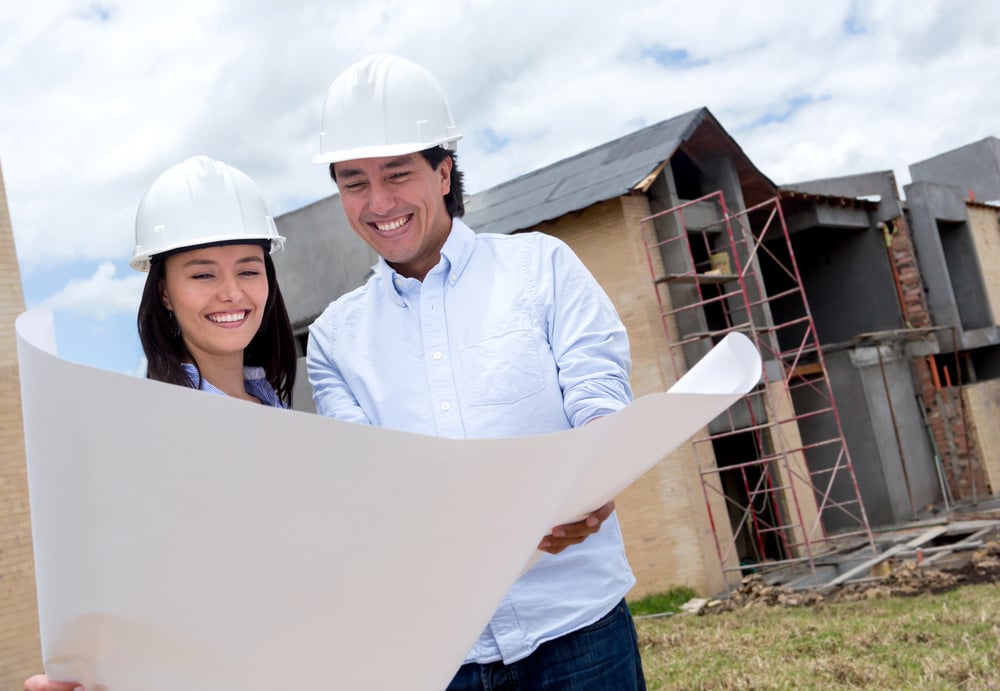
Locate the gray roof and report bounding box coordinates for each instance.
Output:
[464,108,712,235]
[273,194,376,330]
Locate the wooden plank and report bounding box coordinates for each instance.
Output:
[819,526,948,591]
[653,272,739,285]
[791,362,825,377]
[923,525,996,566]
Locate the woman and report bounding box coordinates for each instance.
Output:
[25,155,297,691]
[132,154,296,407]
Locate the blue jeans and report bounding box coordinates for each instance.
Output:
[446,599,646,690]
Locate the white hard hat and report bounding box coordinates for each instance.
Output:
[314,54,463,165]
[130,155,285,272]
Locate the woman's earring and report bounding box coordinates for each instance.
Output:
[168,310,180,338]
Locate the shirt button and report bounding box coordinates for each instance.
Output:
[450,272,458,282]
[433,351,443,361]
[440,402,450,412]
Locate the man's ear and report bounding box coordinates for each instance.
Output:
[438,155,453,195]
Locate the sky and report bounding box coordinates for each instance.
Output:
[2,0,999,376]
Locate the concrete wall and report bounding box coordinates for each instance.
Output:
[816,347,939,528]
[910,137,1000,202]
[777,172,905,347]
[849,345,941,519]
[645,162,718,370]
[784,170,904,223]
[797,351,883,528]
[0,162,42,689]
[905,180,996,341]
[788,225,902,345]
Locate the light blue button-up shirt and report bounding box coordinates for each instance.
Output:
[180,363,285,408]
[307,219,636,664]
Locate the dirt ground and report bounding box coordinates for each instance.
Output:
[689,532,1000,614]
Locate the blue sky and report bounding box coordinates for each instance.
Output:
[3,0,999,375]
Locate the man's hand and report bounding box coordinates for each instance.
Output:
[537,501,615,555]
[23,675,81,691]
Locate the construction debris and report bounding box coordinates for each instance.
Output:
[687,530,1000,615]
[679,598,710,615]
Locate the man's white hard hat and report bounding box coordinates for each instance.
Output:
[314,54,462,165]
[130,155,285,272]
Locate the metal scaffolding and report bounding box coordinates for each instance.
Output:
[641,190,875,584]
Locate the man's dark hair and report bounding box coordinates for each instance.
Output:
[419,147,465,218]
[328,146,465,218]
[137,247,297,406]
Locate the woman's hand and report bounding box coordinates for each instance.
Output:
[23,674,82,691]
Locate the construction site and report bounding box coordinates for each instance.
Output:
[267,110,1000,599]
[4,112,1000,684]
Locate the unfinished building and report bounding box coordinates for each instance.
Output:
[271,118,1000,597]
[905,137,1000,502]
[6,117,999,691]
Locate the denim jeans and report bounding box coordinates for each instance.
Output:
[446,599,646,690]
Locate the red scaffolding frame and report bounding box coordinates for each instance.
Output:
[642,190,875,583]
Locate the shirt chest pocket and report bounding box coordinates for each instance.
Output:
[458,318,548,406]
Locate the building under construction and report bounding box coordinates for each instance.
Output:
[5,111,1000,688]
[273,111,1000,597]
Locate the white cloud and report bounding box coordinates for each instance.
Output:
[3,0,997,265]
[131,355,148,379]
[40,262,145,320]
[3,0,1000,372]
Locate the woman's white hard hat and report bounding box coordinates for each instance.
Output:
[130,155,285,272]
[314,54,462,165]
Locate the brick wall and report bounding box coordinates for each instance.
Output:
[0,161,42,688]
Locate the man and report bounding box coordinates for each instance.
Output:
[307,54,646,690]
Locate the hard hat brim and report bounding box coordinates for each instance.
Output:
[130,234,286,273]
[313,137,461,166]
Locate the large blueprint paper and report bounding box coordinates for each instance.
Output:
[16,308,761,691]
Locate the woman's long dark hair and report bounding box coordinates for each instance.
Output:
[137,246,297,406]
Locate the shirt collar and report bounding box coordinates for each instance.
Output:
[375,218,476,305]
[439,218,475,284]
[178,363,281,407]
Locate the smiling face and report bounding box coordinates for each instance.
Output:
[333,152,453,281]
[160,243,269,367]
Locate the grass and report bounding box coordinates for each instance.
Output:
[629,587,698,617]
[633,582,1000,689]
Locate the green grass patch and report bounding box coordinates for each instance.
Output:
[636,582,1000,689]
[628,586,698,617]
